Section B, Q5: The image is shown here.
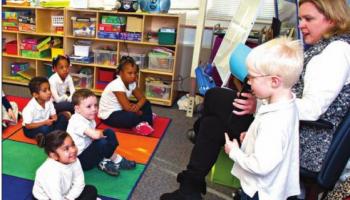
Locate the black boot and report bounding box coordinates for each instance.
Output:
[160,173,205,200]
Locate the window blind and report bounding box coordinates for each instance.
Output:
[170,0,277,26]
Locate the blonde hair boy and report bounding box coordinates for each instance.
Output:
[246,36,304,89]
[225,37,304,200]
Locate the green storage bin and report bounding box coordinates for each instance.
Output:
[208,148,241,188]
[101,15,126,25]
[158,30,176,45]
[21,49,50,59]
[44,63,54,78]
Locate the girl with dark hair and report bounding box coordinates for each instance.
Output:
[33,130,97,200]
[49,55,75,115]
[98,56,154,136]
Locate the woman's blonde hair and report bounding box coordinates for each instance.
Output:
[246,37,304,88]
[299,0,350,38]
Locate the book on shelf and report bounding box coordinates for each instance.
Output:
[36,37,51,50]
[17,67,35,80]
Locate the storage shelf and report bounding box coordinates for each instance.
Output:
[2,53,52,62]
[2,5,34,9]
[71,62,116,69]
[2,6,183,106]
[3,79,30,86]
[147,97,172,106]
[140,69,173,76]
[19,31,64,37]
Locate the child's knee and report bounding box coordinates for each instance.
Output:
[103,129,118,146]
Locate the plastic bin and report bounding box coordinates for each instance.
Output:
[158,31,176,45]
[71,16,96,37]
[43,62,54,78]
[74,45,90,57]
[5,40,17,55]
[145,81,171,99]
[97,68,115,82]
[120,52,147,68]
[148,52,174,72]
[93,49,117,66]
[51,48,64,59]
[71,72,93,88]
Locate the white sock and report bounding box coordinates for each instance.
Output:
[110,154,123,163]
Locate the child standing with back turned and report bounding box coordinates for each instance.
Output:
[49,55,75,115]
[224,37,303,200]
[67,89,136,177]
[98,56,154,135]
[33,130,97,200]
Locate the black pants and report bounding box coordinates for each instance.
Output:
[33,185,97,200]
[76,185,98,200]
[179,87,254,193]
[102,101,153,128]
[23,113,68,138]
[54,101,75,114]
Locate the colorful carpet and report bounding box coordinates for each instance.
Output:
[2,96,171,199]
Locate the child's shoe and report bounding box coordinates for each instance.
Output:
[112,154,136,170]
[98,159,120,176]
[133,122,154,136]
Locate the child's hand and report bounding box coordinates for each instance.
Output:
[129,103,140,112]
[240,131,247,143]
[45,119,54,126]
[96,130,106,139]
[224,133,239,155]
[7,108,16,121]
[136,110,143,116]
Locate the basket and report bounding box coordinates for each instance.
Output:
[148,52,174,72]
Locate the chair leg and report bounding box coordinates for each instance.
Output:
[305,184,321,200]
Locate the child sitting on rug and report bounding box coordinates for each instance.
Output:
[22,76,68,138]
[2,90,19,129]
[224,37,303,200]
[98,56,155,136]
[67,88,136,176]
[33,130,98,200]
[49,55,75,115]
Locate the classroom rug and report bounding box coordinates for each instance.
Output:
[8,129,160,164]
[3,140,146,200]
[7,95,30,111]
[2,95,172,199]
[2,119,23,139]
[2,174,122,200]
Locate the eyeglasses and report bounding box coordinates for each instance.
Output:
[246,74,271,80]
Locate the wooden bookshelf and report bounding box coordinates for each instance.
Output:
[2,6,184,106]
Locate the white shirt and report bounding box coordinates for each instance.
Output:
[98,76,136,119]
[33,158,85,200]
[49,73,75,103]
[22,97,56,126]
[230,96,300,200]
[66,113,96,155]
[296,41,350,120]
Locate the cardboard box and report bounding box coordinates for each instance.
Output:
[126,16,142,33]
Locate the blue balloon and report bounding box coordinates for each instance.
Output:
[229,43,251,82]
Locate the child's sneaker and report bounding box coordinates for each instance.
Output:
[133,122,154,136]
[98,159,120,176]
[112,154,136,170]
